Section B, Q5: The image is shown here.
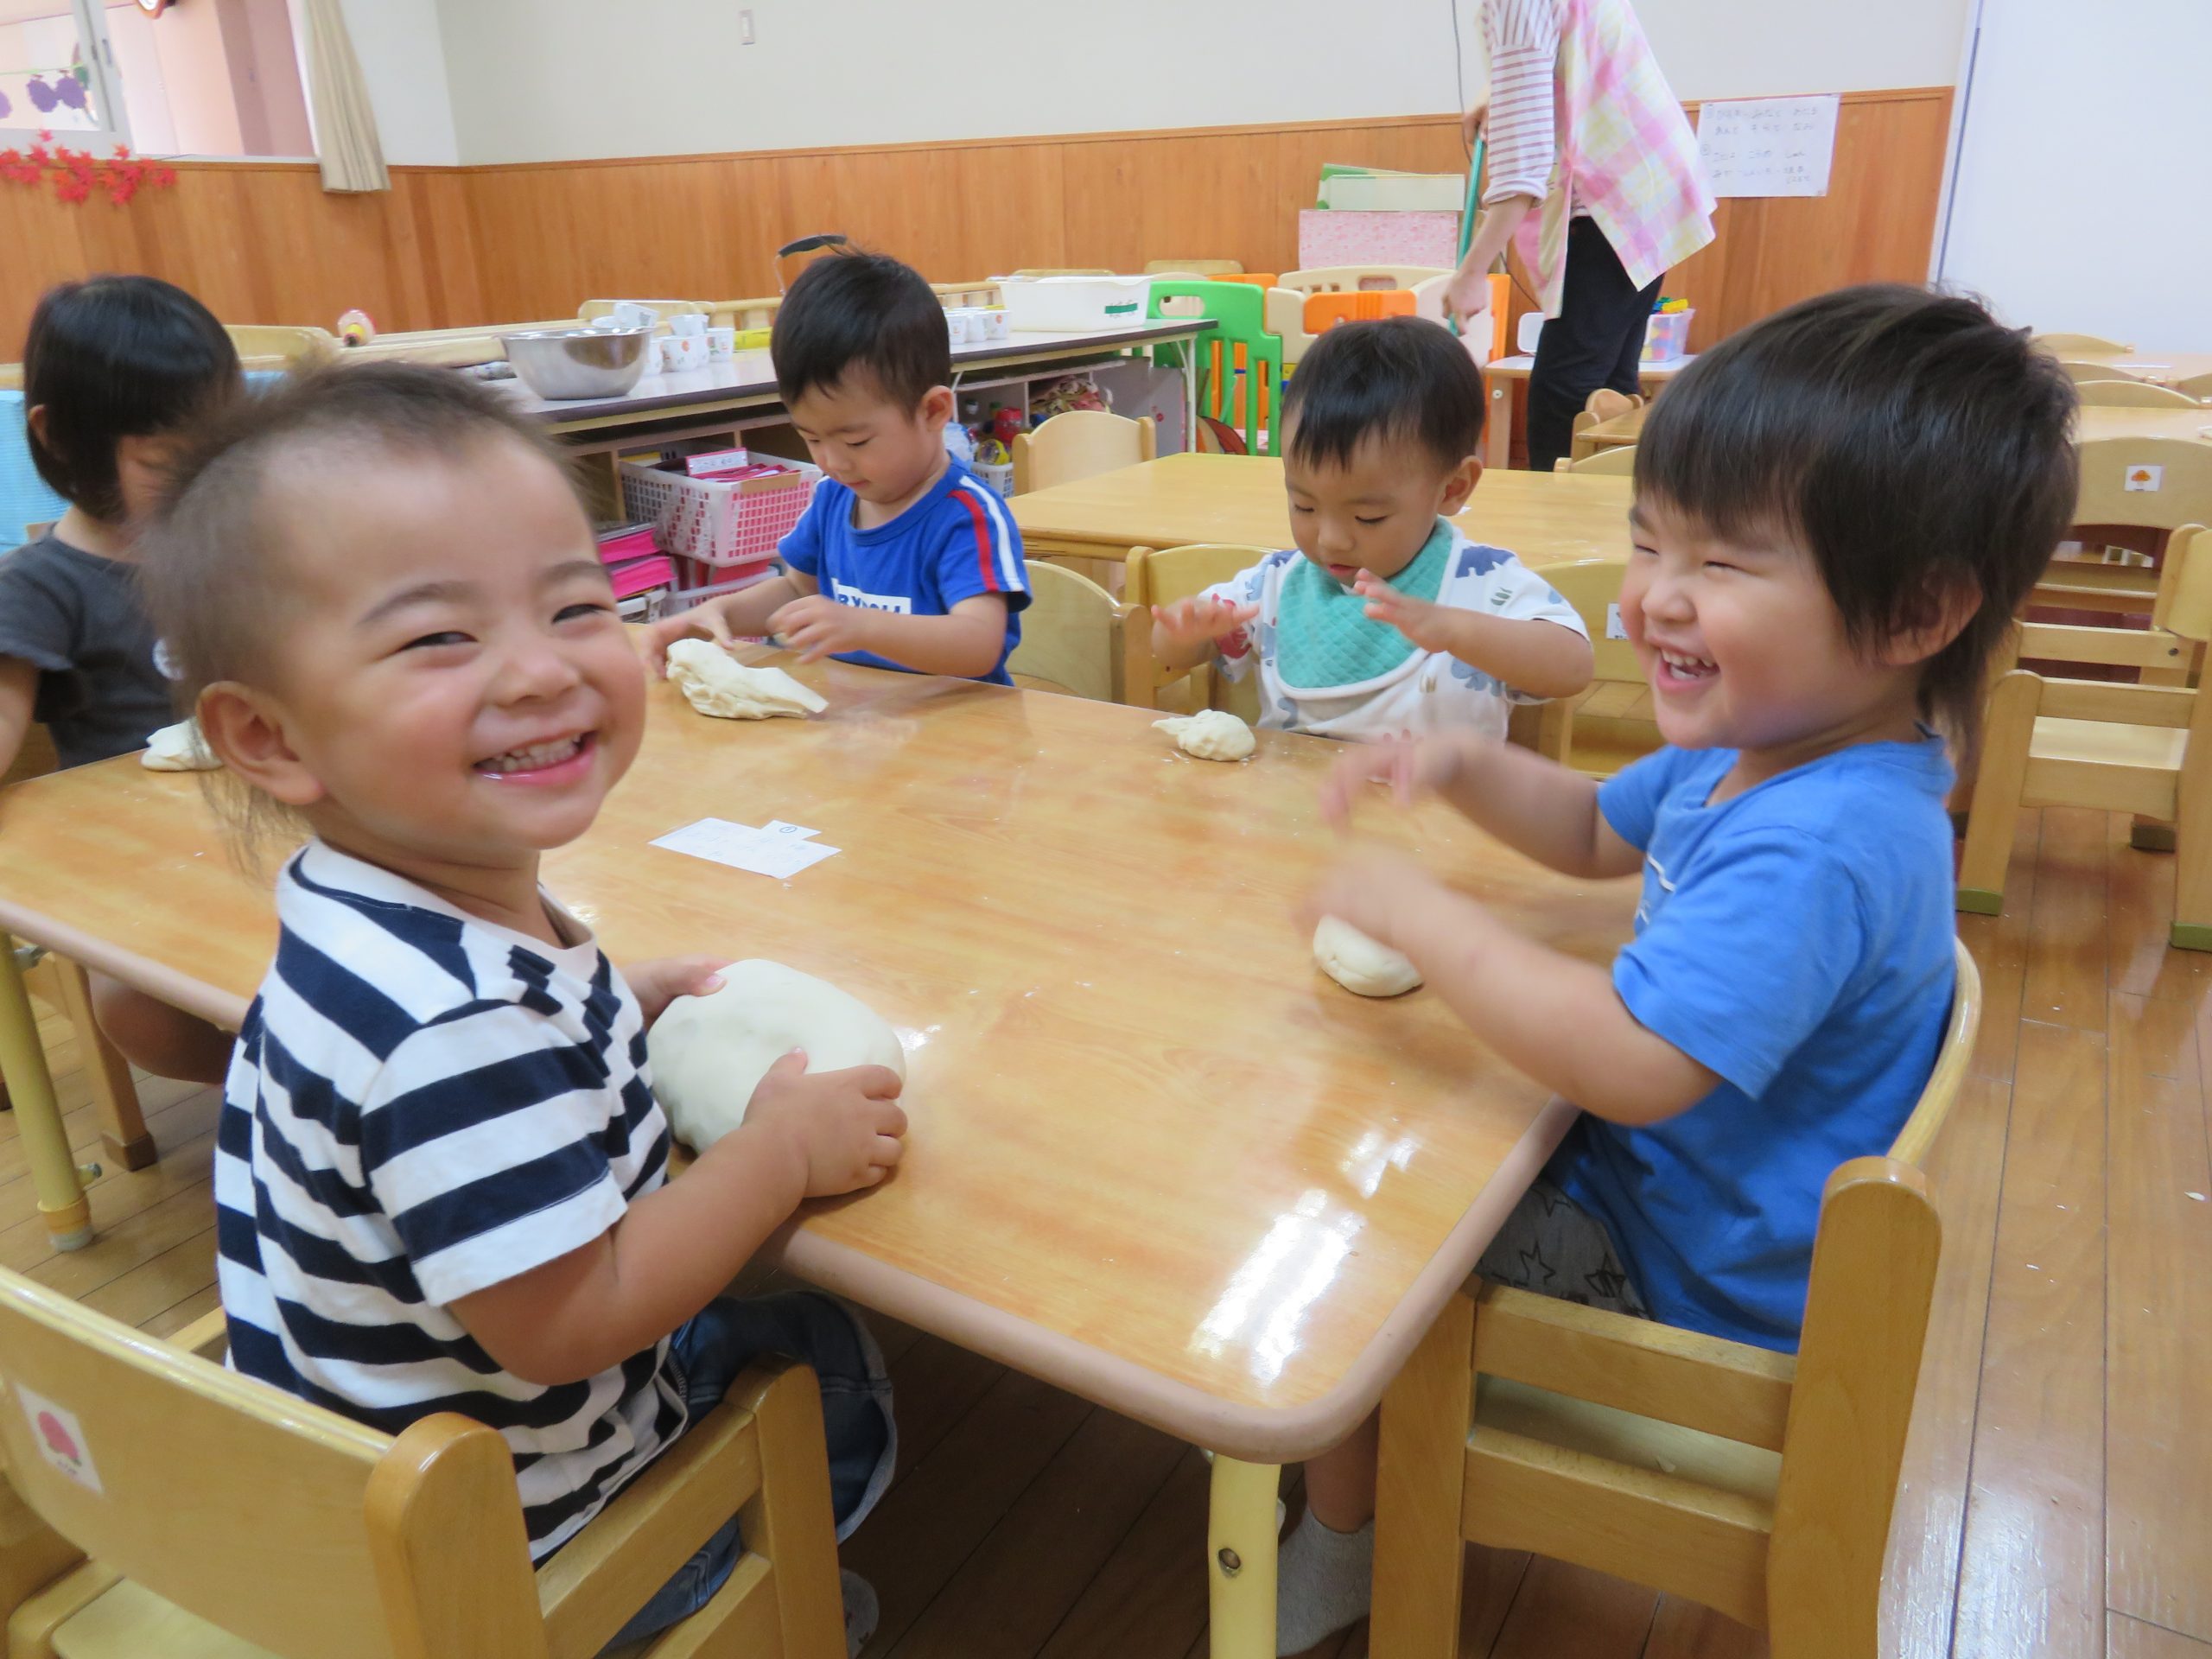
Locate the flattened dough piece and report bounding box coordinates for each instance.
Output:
[1313,915,1422,997]
[1153,709,1255,761]
[648,958,906,1150]
[142,717,219,772]
[667,638,828,720]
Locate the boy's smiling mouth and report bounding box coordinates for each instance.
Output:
[476,731,595,778]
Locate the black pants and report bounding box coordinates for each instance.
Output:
[1525,216,1663,473]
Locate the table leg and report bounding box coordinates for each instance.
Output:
[0,932,93,1251]
[48,956,154,1171]
[1207,1453,1279,1658]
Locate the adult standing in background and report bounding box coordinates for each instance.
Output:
[1446,0,1714,472]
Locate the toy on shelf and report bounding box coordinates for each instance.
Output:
[1030,372,1111,423]
[336,308,375,347]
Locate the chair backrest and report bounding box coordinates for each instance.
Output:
[579,298,709,321]
[1560,445,1637,475]
[0,1271,544,1659]
[1583,387,1643,422]
[1009,268,1115,279]
[1536,559,1640,687]
[2075,437,2212,533]
[2033,331,2133,354]
[1145,258,1242,276]
[1303,289,1418,334]
[1124,543,1273,719]
[931,280,1003,308]
[2177,370,2212,401]
[1008,563,1133,702]
[1146,281,1285,457]
[1280,265,1450,295]
[2072,378,2202,409]
[1213,273,1279,290]
[223,325,337,365]
[3,388,70,545]
[707,294,783,331]
[1263,288,1313,367]
[1885,938,1980,1167]
[1012,409,1157,495]
[2058,358,2145,386]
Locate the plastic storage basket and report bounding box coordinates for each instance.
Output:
[620,458,822,567]
[1641,308,1693,364]
[999,275,1154,334]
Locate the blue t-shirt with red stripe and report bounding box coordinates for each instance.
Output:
[777,456,1030,685]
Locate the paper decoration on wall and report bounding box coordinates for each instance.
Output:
[1696,95,1840,199]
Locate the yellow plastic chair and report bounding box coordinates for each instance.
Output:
[1370,938,1981,1659]
[1124,543,1272,719]
[2072,378,2202,409]
[706,296,783,331]
[1008,563,1138,703]
[2033,437,2212,618]
[1011,409,1157,496]
[2178,370,2212,401]
[0,1276,849,1659]
[1530,559,1658,779]
[2032,331,2134,354]
[1961,525,2212,944]
[1556,445,1637,475]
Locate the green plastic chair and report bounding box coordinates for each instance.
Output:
[1146,280,1286,457]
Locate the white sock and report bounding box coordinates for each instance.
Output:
[842,1569,879,1658]
[1273,1509,1373,1655]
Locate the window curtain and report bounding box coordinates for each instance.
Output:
[299,0,387,193]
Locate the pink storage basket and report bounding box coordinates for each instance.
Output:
[619,458,822,567]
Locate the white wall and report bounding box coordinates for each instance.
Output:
[336,0,456,166]
[409,0,1968,168]
[1938,0,2209,351]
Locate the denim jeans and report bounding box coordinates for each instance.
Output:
[601,1290,896,1650]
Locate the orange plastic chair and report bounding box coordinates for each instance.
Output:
[1303,290,1419,334]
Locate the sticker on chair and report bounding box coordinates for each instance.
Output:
[1606,602,1630,641]
[16,1385,102,1494]
[2125,464,2164,492]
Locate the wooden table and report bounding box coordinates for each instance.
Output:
[1008,452,1634,571]
[0,661,1635,1656]
[1574,398,2212,460]
[1480,353,1696,471]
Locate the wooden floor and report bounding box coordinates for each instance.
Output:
[4,804,2207,1658]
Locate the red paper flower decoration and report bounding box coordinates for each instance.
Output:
[0,131,176,206]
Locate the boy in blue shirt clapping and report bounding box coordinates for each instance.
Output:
[645,250,1029,683]
[1275,284,2078,1654]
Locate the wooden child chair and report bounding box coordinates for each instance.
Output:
[1557,446,1637,475]
[1959,525,2212,944]
[2056,359,2147,387]
[2031,331,2133,354]
[1008,563,1139,703]
[1530,559,1659,778]
[1122,543,1271,719]
[2073,378,2203,409]
[0,1274,849,1659]
[2034,438,2212,619]
[1010,410,1156,495]
[1143,259,1243,276]
[1370,939,1981,1659]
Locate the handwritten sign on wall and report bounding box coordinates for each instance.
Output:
[1695,94,1840,198]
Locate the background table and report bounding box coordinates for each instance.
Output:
[0,662,1635,1653]
[1480,353,1696,471]
[1007,452,1633,571]
[1575,398,2212,460]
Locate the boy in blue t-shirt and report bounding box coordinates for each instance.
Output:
[645,250,1029,683]
[1274,285,2080,1652]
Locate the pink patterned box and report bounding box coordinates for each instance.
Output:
[1297,210,1463,270]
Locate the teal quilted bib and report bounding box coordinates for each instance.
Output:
[1275,520,1453,690]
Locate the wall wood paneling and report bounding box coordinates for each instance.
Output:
[2,92,1948,364]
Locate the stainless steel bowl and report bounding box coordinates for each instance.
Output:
[501,327,655,399]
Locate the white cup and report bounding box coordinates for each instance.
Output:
[659,334,707,373]
[945,310,973,346]
[613,302,658,332]
[706,325,736,359]
[670,313,707,339]
[977,308,1009,341]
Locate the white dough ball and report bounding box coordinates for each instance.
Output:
[647,959,906,1150]
[1313,915,1422,997]
[666,639,828,720]
[1153,709,1255,761]
[142,717,220,772]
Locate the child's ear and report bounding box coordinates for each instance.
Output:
[197,683,327,808]
[1438,454,1484,517]
[916,385,956,431]
[1881,576,1982,668]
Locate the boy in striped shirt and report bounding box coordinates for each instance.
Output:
[645,249,1031,684]
[143,364,906,1652]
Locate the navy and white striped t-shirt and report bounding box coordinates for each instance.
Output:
[215,841,686,1559]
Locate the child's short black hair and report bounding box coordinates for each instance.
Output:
[1282,316,1485,474]
[1635,283,2075,741]
[770,249,950,411]
[22,275,240,520]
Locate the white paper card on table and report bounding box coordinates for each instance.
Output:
[1696,94,1839,198]
[763,820,820,840]
[653,817,841,878]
